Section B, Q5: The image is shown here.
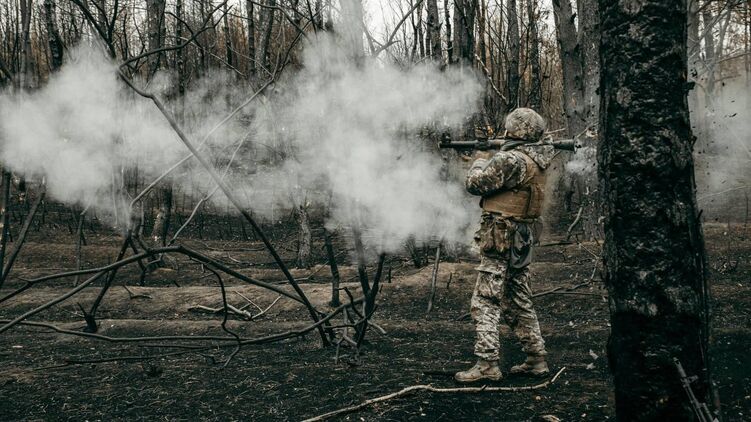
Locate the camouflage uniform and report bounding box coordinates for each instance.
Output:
[464,110,553,363]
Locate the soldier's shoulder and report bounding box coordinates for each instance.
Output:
[516,144,555,169]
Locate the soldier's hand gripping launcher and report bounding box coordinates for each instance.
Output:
[439,137,578,152]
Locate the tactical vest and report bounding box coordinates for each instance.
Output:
[480,152,545,220]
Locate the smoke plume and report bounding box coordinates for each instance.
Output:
[0,38,483,251]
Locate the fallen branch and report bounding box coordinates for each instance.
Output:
[303,367,567,421]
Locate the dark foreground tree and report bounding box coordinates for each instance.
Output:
[598,1,714,420]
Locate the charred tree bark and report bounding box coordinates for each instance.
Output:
[222,1,234,68]
[146,0,167,79]
[257,0,276,72]
[577,0,600,127]
[294,205,312,269]
[175,0,186,99]
[598,1,714,420]
[552,0,601,240]
[477,0,486,66]
[323,228,340,307]
[147,0,172,246]
[151,185,173,246]
[506,0,520,109]
[444,0,453,64]
[246,0,256,77]
[0,171,11,287]
[19,0,36,90]
[551,0,585,134]
[526,0,542,111]
[426,0,441,61]
[43,0,65,72]
[452,0,477,65]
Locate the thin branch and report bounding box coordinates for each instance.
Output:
[302,367,567,421]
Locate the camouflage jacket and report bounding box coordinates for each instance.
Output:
[465,144,554,197]
[465,144,554,267]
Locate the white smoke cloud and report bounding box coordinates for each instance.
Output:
[693,78,751,220]
[233,36,483,251]
[0,37,483,252]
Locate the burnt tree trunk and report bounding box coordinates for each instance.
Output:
[444,0,453,64]
[426,0,441,61]
[598,1,713,420]
[146,0,166,79]
[246,0,256,77]
[19,0,37,90]
[506,0,520,109]
[552,0,601,240]
[175,0,186,100]
[222,1,234,68]
[526,0,542,111]
[294,205,312,269]
[0,171,11,287]
[323,228,340,307]
[452,0,476,65]
[257,0,276,72]
[43,0,65,72]
[147,0,172,245]
[552,0,585,134]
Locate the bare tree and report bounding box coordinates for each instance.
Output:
[452,0,477,65]
[247,0,257,77]
[147,0,173,245]
[43,0,64,73]
[257,0,277,71]
[426,0,442,60]
[599,0,715,419]
[525,0,542,110]
[506,0,520,108]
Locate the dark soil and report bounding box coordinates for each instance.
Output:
[0,223,749,421]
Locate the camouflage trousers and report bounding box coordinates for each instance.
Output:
[471,254,547,361]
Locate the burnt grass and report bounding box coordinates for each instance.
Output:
[0,220,749,421]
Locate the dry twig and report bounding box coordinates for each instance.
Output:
[303,367,567,421]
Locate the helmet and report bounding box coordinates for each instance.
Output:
[504,108,546,142]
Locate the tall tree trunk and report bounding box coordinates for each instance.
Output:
[477,0,486,66]
[222,1,234,67]
[551,0,584,134]
[577,0,600,126]
[151,186,173,245]
[43,0,65,72]
[417,5,425,59]
[452,0,477,65]
[146,0,167,79]
[147,0,172,245]
[526,0,542,110]
[246,0,256,77]
[0,171,11,286]
[175,0,186,99]
[426,0,441,61]
[599,1,714,420]
[257,0,277,72]
[506,0,520,109]
[444,0,453,64]
[294,205,312,268]
[19,0,36,90]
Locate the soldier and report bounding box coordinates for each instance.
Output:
[455,108,553,383]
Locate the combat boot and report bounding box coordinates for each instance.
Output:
[454,359,503,383]
[510,355,549,377]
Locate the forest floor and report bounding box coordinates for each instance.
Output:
[0,223,749,421]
